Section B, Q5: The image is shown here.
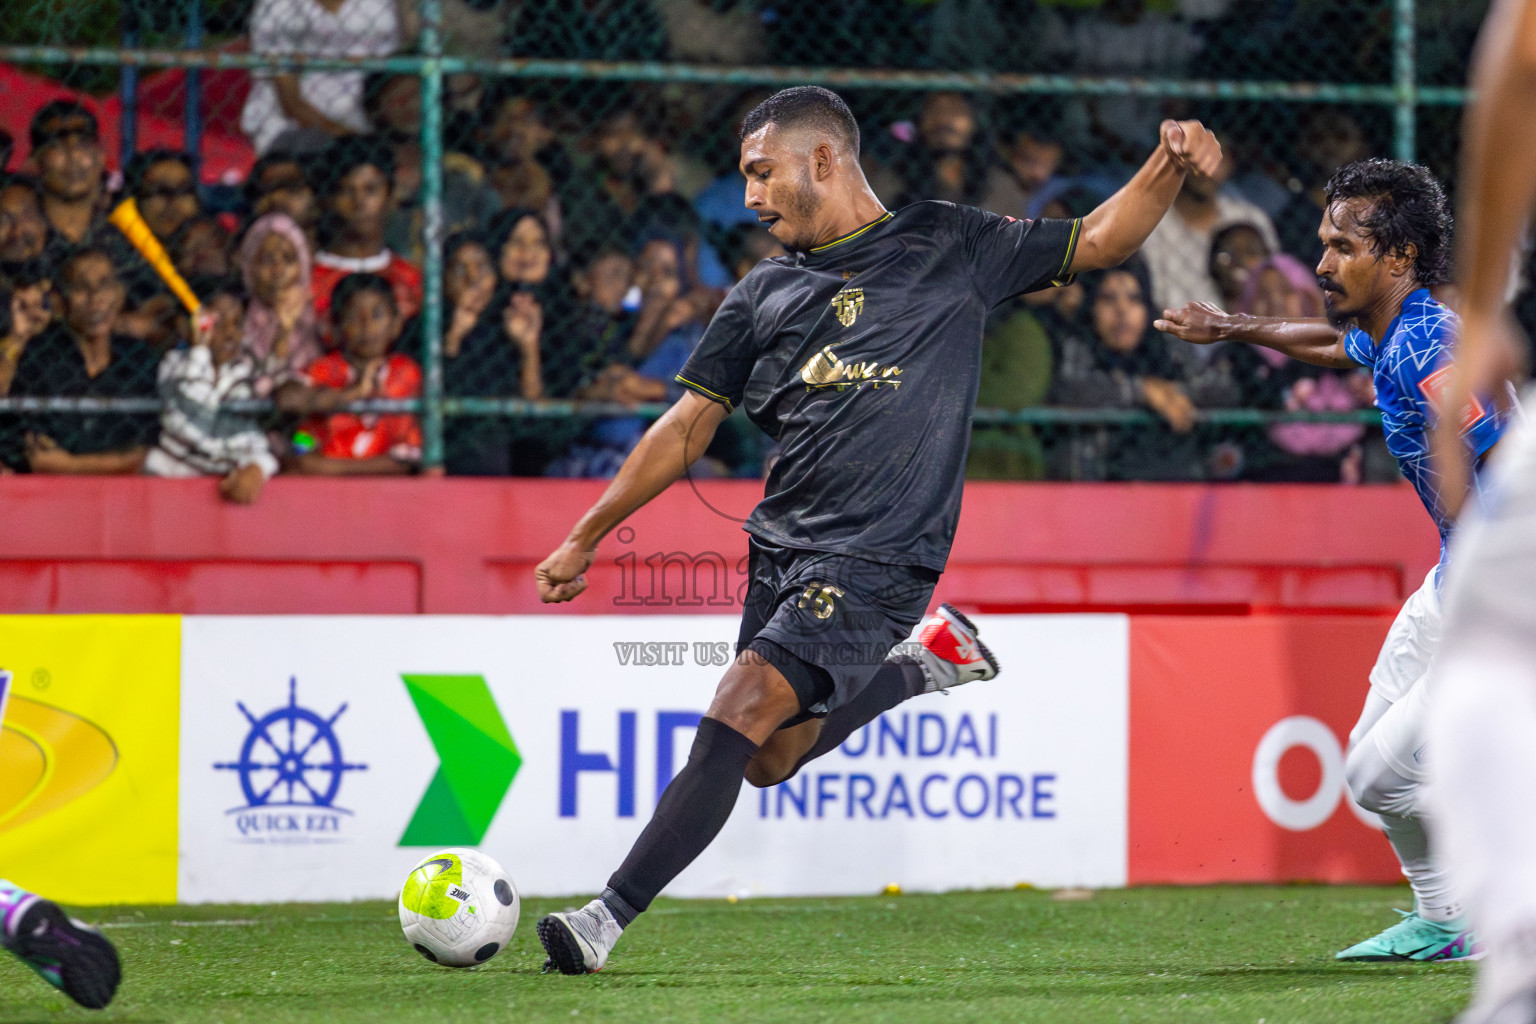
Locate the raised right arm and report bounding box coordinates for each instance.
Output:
[1155,301,1357,369]
[535,389,731,603]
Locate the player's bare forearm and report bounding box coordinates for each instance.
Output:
[1070,120,1223,273]
[1155,303,1356,368]
[564,390,729,551]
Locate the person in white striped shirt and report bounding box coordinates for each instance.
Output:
[142,279,279,503]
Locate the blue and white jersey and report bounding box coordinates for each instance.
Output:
[1343,287,1508,567]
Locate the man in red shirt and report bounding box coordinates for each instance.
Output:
[290,272,420,474]
[311,136,423,335]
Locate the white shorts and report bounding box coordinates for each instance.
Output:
[1350,567,1443,784]
[1369,567,1443,703]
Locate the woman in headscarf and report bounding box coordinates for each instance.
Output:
[237,211,323,397]
[1046,257,1206,480]
[482,207,592,473]
[434,229,545,476]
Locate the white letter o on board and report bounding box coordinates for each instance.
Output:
[1252,716,1344,831]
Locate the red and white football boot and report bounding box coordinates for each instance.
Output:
[915,603,1001,693]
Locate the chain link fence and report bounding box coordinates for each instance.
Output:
[0,0,1493,482]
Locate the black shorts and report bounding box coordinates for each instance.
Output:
[736,538,939,726]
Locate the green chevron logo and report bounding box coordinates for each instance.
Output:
[399,674,521,846]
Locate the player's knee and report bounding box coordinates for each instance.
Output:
[743,752,797,789]
[1345,742,1416,817]
[707,659,801,741]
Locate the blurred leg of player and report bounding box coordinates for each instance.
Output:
[1429,415,1536,1023]
[0,670,122,1009]
[1333,577,1479,962]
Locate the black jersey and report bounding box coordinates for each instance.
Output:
[677,201,1080,571]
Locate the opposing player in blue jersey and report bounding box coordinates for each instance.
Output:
[0,669,121,1009]
[1157,158,1508,963]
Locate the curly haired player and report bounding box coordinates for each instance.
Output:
[1158,158,1509,964]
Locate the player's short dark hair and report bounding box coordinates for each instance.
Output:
[125,148,195,197]
[314,134,396,197]
[332,271,397,317]
[30,100,99,150]
[1324,158,1453,287]
[740,87,860,157]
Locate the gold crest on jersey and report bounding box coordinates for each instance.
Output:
[831,287,864,327]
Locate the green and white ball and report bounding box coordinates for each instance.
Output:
[398,848,519,967]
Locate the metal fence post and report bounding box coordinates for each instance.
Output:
[1393,0,1417,163]
[118,3,139,169]
[418,0,446,470]
[185,0,204,179]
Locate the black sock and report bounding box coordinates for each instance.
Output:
[787,657,926,778]
[605,717,758,923]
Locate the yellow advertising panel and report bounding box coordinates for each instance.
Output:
[0,616,179,904]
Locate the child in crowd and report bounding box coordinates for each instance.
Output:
[285,272,421,475]
[550,236,717,478]
[143,279,279,504]
[238,211,324,395]
[0,265,52,397]
[311,136,423,332]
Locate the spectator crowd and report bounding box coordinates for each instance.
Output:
[0,0,1432,499]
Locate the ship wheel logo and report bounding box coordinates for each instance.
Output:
[214,677,368,811]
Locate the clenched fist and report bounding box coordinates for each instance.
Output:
[1159,120,1223,180]
[536,543,596,603]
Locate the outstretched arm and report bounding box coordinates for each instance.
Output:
[1432,0,1536,514]
[1155,301,1357,369]
[1069,120,1223,273]
[535,389,730,603]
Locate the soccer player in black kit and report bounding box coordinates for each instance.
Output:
[534,87,1221,974]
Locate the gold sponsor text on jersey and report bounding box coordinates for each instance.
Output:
[799,344,903,390]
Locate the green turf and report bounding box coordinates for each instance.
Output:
[0,886,1474,1024]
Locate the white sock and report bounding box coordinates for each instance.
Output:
[1429,650,1536,1005]
[1344,727,1463,922]
[1379,811,1463,922]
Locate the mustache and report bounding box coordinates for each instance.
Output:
[1318,277,1344,294]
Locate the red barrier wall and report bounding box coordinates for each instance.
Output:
[0,477,1439,614]
[1127,615,1402,885]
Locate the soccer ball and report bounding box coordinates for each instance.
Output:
[398,848,520,967]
